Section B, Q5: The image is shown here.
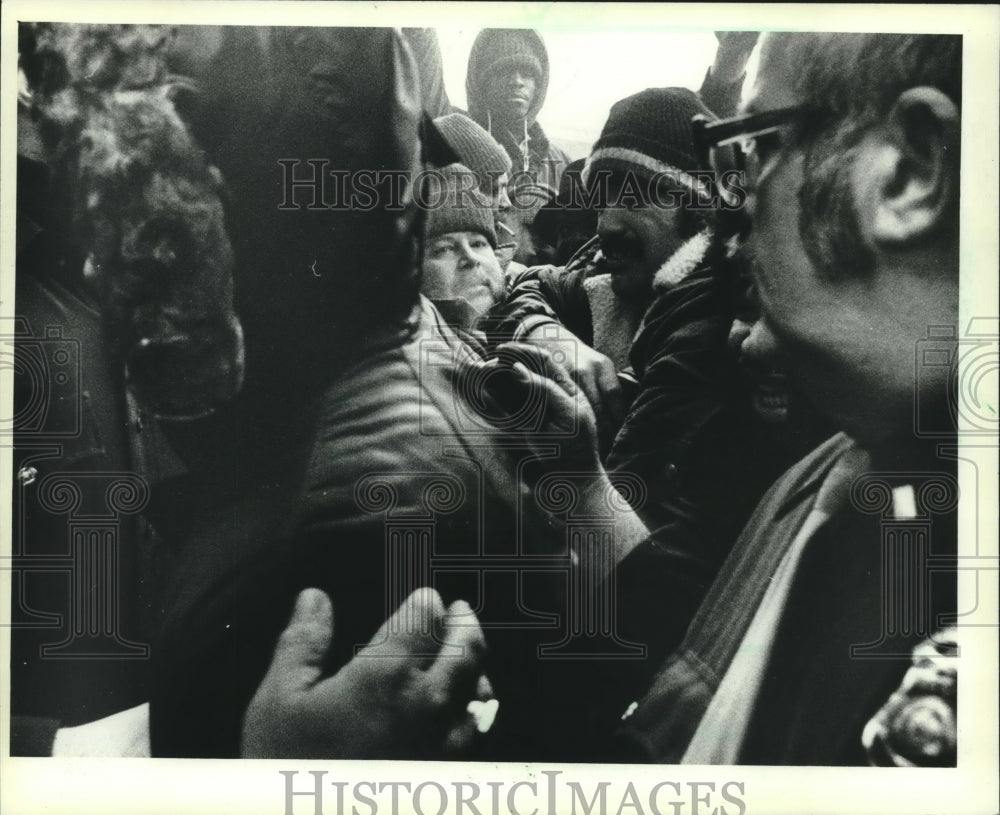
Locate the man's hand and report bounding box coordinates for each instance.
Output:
[241,587,491,759]
[485,342,651,577]
[714,31,760,55]
[489,341,604,475]
[523,326,625,455]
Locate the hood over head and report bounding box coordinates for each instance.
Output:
[466,28,550,127]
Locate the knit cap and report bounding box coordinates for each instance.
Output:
[583,87,718,202]
[477,29,543,87]
[423,163,498,247]
[433,113,512,195]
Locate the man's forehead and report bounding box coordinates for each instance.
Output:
[496,62,538,81]
[431,231,481,243]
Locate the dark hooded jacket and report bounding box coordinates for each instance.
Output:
[465,29,571,205]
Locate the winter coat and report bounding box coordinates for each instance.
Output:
[494,241,813,760]
[497,231,716,373]
[496,236,601,347]
[465,29,571,204]
[141,26,580,760]
[10,155,159,745]
[402,28,451,117]
[149,297,572,759]
[612,433,957,764]
[606,247,801,567]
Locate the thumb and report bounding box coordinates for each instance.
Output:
[263,588,335,692]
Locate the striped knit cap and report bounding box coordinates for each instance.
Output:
[583,87,718,203]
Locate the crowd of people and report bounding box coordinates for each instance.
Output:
[11,23,962,768]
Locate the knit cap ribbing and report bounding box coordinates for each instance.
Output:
[423,163,498,247]
[583,87,718,200]
[433,113,512,194]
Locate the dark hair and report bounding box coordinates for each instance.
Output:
[766,33,962,278]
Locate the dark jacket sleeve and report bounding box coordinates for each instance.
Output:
[493,241,598,347]
[544,264,754,761]
[401,28,451,118]
[546,531,721,763]
[606,260,774,584]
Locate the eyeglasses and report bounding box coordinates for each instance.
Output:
[692,105,811,202]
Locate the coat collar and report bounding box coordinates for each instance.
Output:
[652,229,714,292]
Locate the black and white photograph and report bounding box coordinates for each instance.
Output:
[2,2,997,814]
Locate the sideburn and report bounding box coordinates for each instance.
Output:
[798,135,878,279]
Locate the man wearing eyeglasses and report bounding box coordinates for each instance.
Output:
[611,31,963,766]
[506,31,962,766]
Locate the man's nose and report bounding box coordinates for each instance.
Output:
[508,70,530,88]
[740,318,785,374]
[459,240,482,266]
[727,316,753,360]
[597,208,629,236]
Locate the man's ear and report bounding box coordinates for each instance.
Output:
[869,87,960,245]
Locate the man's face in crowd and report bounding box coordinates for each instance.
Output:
[478,171,511,213]
[741,37,892,445]
[422,231,504,315]
[488,64,537,123]
[490,172,518,246]
[597,176,685,301]
[741,33,960,447]
[728,312,791,425]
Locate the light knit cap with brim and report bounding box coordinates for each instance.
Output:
[433,113,512,194]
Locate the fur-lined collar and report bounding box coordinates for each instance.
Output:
[651,229,713,293]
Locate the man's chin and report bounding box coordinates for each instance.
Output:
[463,288,497,317]
[609,271,645,300]
[496,101,529,122]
